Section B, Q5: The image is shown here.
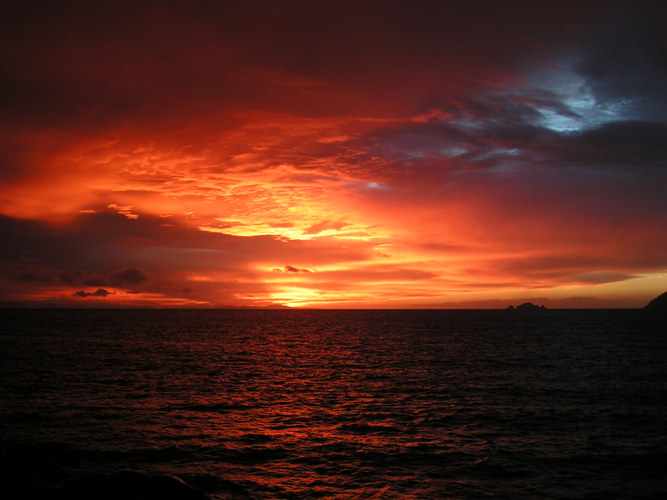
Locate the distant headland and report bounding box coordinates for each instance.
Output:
[644,291,667,310]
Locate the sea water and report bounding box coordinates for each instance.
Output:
[1,309,665,498]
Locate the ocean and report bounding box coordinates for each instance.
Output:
[1,309,665,499]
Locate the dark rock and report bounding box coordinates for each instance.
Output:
[644,291,667,310]
[509,302,547,311]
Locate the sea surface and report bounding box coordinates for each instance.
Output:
[1,309,665,499]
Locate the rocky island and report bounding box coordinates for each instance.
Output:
[506,302,547,311]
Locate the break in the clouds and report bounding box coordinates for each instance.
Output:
[0,1,665,308]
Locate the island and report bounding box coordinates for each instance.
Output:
[506,302,547,311]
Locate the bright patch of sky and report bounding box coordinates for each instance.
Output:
[528,62,631,133]
[364,181,394,192]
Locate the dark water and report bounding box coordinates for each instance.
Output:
[1,309,665,499]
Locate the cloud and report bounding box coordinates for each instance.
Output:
[0,258,151,288]
[568,271,638,285]
[111,267,149,285]
[548,121,667,167]
[283,265,312,273]
[0,211,377,305]
[304,219,350,235]
[572,3,667,121]
[73,288,113,298]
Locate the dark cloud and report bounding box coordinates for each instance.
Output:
[0,210,361,274]
[0,210,375,304]
[111,267,150,285]
[551,121,667,167]
[291,265,438,284]
[284,265,312,273]
[0,260,151,288]
[573,2,667,120]
[476,252,665,285]
[355,91,666,177]
[73,288,112,298]
[568,271,638,285]
[1,260,89,284]
[0,261,57,283]
[0,0,615,134]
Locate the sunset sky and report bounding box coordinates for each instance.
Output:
[1,0,665,308]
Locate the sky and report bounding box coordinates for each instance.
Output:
[1,0,666,308]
